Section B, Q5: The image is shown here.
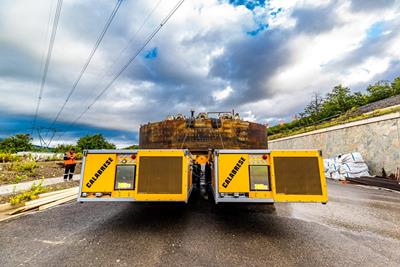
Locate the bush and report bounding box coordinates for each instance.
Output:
[77,134,116,151]
[14,174,28,184]
[11,161,38,174]
[0,134,33,153]
[75,152,83,160]
[269,76,400,137]
[268,105,400,140]
[10,180,47,205]
[0,153,21,163]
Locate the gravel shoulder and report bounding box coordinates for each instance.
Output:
[0,161,81,185]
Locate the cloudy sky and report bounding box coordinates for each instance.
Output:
[1,0,399,147]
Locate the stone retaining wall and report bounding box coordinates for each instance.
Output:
[268,112,400,175]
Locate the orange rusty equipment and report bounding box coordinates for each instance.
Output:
[139,111,267,152]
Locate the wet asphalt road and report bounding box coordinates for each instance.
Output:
[0,180,399,267]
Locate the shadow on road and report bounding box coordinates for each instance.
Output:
[87,196,288,240]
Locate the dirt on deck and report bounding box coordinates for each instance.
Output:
[0,161,82,185]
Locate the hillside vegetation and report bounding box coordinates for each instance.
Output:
[268,76,400,139]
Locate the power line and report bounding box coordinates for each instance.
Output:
[64,0,163,129]
[46,0,123,131]
[106,0,163,75]
[78,0,185,117]
[37,0,55,99]
[32,0,63,134]
[50,0,185,145]
[32,0,54,140]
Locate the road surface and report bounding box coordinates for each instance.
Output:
[0,180,399,266]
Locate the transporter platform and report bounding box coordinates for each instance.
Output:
[78,111,328,205]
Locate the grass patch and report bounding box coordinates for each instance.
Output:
[0,153,21,163]
[14,174,28,184]
[0,180,79,205]
[9,180,47,205]
[11,161,37,174]
[0,161,81,185]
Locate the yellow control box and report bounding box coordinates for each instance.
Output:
[212,149,327,204]
[78,149,193,202]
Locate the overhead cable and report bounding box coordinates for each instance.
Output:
[32,0,63,133]
[76,0,186,121]
[47,0,123,130]
[51,0,185,144]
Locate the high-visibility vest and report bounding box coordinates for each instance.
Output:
[64,152,76,165]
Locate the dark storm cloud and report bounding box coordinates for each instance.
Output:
[0,42,41,82]
[59,1,132,44]
[0,113,138,144]
[119,36,225,108]
[291,2,340,34]
[207,1,400,109]
[209,29,291,104]
[350,0,396,12]
[207,27,303,106]
[1,0,400,144]
[45,0,221,123]
[205,1,349,107]
[121,63,216,109]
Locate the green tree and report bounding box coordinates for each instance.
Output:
[54,144,76,153]
[304,93,324,122]
[391,76,400,95]
[352,92,367,107]
[0,134,33,153]
[269,76,400,137]
[322,85,355,117]
[77,134,116,151]
[366,81,393,103]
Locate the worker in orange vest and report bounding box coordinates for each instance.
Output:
[64,148,77,181]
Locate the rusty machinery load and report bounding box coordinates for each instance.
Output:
[139,110,267,151]
[78,111,327,205]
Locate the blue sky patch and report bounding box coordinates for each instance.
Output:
[270,7,283,18]
[145,47,158,59]
[367,21,385,39]
[247,23,268,36]
[229,0,267,11]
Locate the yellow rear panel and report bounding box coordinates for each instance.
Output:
[82,153,117,193]
[80,150,192,202]
[214,150,327,203]
[217,153,249,193]
[270,150,328,203]
[135,150,190,201]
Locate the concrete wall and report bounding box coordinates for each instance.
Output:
[269,112,400,175]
